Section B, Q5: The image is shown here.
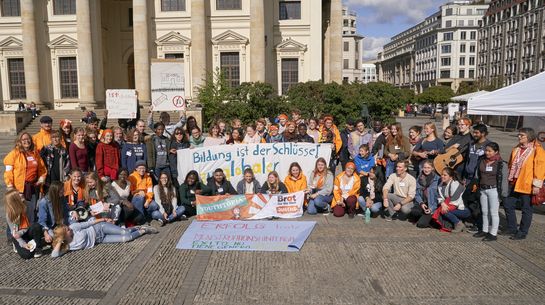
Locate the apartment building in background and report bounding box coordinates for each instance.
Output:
[377,1,490,93]
[342,6,363,82]
[0,0,343,110]
[478,0,545,87]
[361,62,377,83]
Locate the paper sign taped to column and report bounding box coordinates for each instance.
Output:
[106,89,137,119]
[151,60,186,111]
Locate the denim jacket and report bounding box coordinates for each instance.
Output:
[37,196,71,235]
[414,173,440,212]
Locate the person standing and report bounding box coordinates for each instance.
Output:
[32,116,53,152]
[40,131,70,192]
[348,119,372,161]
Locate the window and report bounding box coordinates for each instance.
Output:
[461,31,467,40]
[446,20,452,28]
[220,52,240,88]
[440,70,451,78]
[470,31,476,39]
[281,58,298,94]
[129,8,133,27]
[446,8,453,16]
[469,69,475,78]
[343,59,349,69]
[468,20,474,26]
[1,0,20,16]
[441,57,451,66]
[469,44,476,53]
[279,1,301,20]
[165,53,184,59]
[355,59,359,69]
[59,57,78,98]
[459,57,466,65]
[7,58,26,99]
[161,0,185,11]
[469,56,475,65]
[459,69,465,78]
[53,0,75,15]
[443,32,453,41]
[457,20,464,27]
[460,44,466,53]
[216,0,241,10]
[343,41,349,52]
[441,44,451,54]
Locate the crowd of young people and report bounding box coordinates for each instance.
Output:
[3,106,545,260]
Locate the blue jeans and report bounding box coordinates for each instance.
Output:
[131,196,157,219]
[444,209,471,225]
[385,159,395,178]
[151,206,186,222]
[94,222,142,244]
[504,191,533,237]
[357,196,383,214]
[307,195,333,215]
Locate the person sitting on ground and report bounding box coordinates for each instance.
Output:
[262,124,283,143]
[297,124,314,143]
[284,162,308,194]
[359,167,385,217]
[38,182,72,246]
[243,124,262,144]
[332,162,361,218]
[64,169,85,210]
[128,161,156,222]
[354,144,375,180]
[236,168,261,194]
[51,217,158,258]
[411,160,440,228]
[108,168,144,226]
[40,131,70,192]
[189,126,205,148]
[33,115,53,152]
[5,189,45,259]
[382,160,417,221]
[122,129,147,174]
[306,158,334,215]
[203,123,226,147]
[179,170,207,217]
[260,171,288,195]
[203,168,237,195]
[151,173,186,226]
[83,172,120,222]
[437,168,468,232]
[96,129,121,183]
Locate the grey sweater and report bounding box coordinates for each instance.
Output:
[51,220,97,258]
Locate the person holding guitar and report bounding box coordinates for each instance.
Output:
[412,122,445,170]
[434,118,473,175]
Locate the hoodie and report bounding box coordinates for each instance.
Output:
[354,154,375,175]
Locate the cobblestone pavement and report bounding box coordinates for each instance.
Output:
[1,118,545,304]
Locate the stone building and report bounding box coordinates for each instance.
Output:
[0,0,343,110]
[342,6,363,83]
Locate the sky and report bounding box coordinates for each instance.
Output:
[344,0,447,61]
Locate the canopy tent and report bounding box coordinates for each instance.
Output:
[468,72,545,116]
[451,90,489,102]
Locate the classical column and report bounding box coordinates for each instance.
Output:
[191,0,207,97]
[77,0,95,108]
[250,0,265,82]
[133,0,151,105]
[329,0,343,83]
[20,0,41,106]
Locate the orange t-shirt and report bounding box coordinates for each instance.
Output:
[24,151,39,183]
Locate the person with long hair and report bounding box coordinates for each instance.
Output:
[502,128,545,240]
[86,130,99,171]
[226,127,244,145]
[284,162,308,194]
[59,119,73,149]
[438,167,468,232]
[51,218,157,258]
[243,124,262,144]
[37,182,71,245]
[151,173,186,226]
[472,142,508,241]
[4,132,47,224]
[203,168,237,195]
[332,162,361,218]
[413,122,444,168]
[236,168,261,194]
[122,129,147,174]
[179,170,206,217]
[204,123,226,146]
[83,172,110,208]
[40,131,70,192]
[69,127,90,173]
[128,161,156,221]
[169,127,190,187]
[318,115,342,160]
[359,166,386,217]
[407,125,422,176]
[384,122,411,177]
[411,160,440,228]
[282,121,299,143]
[96,129,121,182]
[443,125,457,145]
[260,171,288,194]
[5,189,44,259]
[109,168,143,226]
[307,158,334,215]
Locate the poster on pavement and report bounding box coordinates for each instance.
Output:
[195,191,305,221]
[176,142,332,186]
[176,220,316,252]
[105,89,137,119]
[150,60,186,111]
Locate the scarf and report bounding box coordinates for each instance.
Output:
[508,143,534,181]
[419,172,436,188]
[190,135,205,146]
[486,153,502,163]
[312,171,325,189]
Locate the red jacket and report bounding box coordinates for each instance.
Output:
[96,142,120,180]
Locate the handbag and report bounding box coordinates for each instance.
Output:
[531,182,545,205]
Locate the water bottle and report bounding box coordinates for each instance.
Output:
[365,207,371,224]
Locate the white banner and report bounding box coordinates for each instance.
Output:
[177,143,332,187]
[105,89,137,119]
[151,60,186,111]
[249,192,305,219]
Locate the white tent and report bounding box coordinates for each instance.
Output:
[451,90,489,102]
[468,72,545,116]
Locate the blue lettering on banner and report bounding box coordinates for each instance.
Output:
[193,150,233,163]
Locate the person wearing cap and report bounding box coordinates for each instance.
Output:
[277,114,288,134]
[96,129,121,182]
[129,160,156,221]
[382,160,417,221]
[33,116,53,152]
[332,162,361,218]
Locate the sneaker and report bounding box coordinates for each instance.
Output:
[498,230,516,237]
[33,249,43,258]
[179,214,188,221]
[509,234,526,240]
[473,231,487,238]
[385,215,392,222]
[159,219,166,227]
[348,213,355,219]
[140,225,159,234]
[482,234,497,241]
[150,219,162,228]
[465,225,479,234]
[391,213,399,221]
[13,244,17,253]
[451,222,466,233]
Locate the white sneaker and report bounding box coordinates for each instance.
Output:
[13,244,17,253]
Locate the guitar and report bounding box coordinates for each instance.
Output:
[433,147,464,174]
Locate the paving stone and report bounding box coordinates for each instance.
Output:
[0,295,99,305]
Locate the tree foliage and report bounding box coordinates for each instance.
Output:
[416,85,454,105]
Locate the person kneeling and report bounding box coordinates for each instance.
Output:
[151,173,186,226]
[382,160,416,221]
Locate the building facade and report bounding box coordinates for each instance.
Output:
[361,62,377,83]
[478,0,545,87]
[342,6,363,83]
[0,0,343,110]
[377,1,489,93]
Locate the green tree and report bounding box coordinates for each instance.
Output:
[417,85,454,105]
[456,81,480,95]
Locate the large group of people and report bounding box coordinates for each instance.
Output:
[3,106,545,260]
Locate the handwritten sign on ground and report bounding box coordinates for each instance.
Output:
[196,191,304,221]
[151,60,186,111]
[106,89,137,119]
[176,220,316,252]
[177,142,332,186]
